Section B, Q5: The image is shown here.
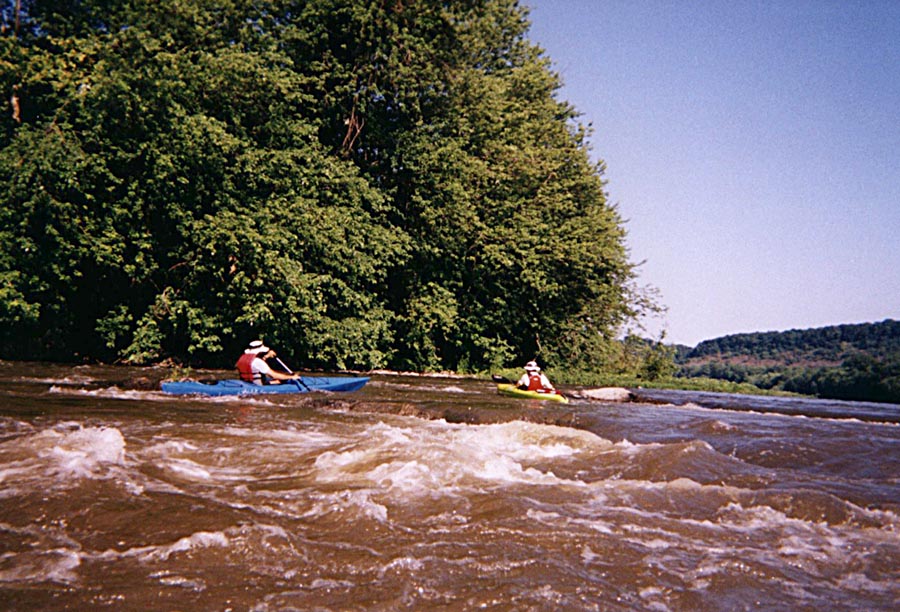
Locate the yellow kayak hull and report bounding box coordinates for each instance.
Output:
[497,383,569,404]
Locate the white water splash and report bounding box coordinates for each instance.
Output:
[98,530,231,562]
[312,419,608,497]
[0,548,82,585]
[43,427,126,475]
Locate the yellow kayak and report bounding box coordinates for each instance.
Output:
[497,383,569,404]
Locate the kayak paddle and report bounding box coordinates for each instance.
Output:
[275,357,311,392]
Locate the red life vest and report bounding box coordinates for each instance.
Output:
[526,372,548,392]
[235,353,258,382]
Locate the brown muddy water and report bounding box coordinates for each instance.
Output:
[1,361,898,611]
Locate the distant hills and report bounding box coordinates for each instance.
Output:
[674,320,900,404]
[680,319,900,366]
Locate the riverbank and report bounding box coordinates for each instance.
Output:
[0,358,801,402]
[363,367,794,398]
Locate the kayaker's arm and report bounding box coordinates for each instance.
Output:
[515,373,530,390]
[256,351,300,383]
[539,373,556,391]
[267,370,300,382]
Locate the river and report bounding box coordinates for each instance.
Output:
[1,361,898,611]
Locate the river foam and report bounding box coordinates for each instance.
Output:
[0,424,126,491]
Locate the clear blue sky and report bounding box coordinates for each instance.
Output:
[525,0,900,346]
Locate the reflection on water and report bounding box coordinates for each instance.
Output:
[0,362,898,610]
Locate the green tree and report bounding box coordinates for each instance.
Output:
[1,0,648,373]
[1,0,408,366]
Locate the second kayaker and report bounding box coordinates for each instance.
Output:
[516,361,556,393]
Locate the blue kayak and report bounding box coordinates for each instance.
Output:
[161,377,369,396]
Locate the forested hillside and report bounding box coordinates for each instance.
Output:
[677,320,900,404]
[0,0,655,372]
[684,319,900,364]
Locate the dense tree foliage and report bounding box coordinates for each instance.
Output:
[677,320,900,404]
[0,0,646,372]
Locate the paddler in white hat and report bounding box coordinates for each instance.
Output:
[516,360,556,393]
[235,340,300,385]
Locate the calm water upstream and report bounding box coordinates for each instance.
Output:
[1,361,898,611]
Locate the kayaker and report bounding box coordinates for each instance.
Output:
[516,361,556,393]
[235,340,299,385]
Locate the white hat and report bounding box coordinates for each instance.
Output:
[524,361,540,372]
[245,340,270,354]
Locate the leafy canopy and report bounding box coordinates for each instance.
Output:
[0,0,653,373]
